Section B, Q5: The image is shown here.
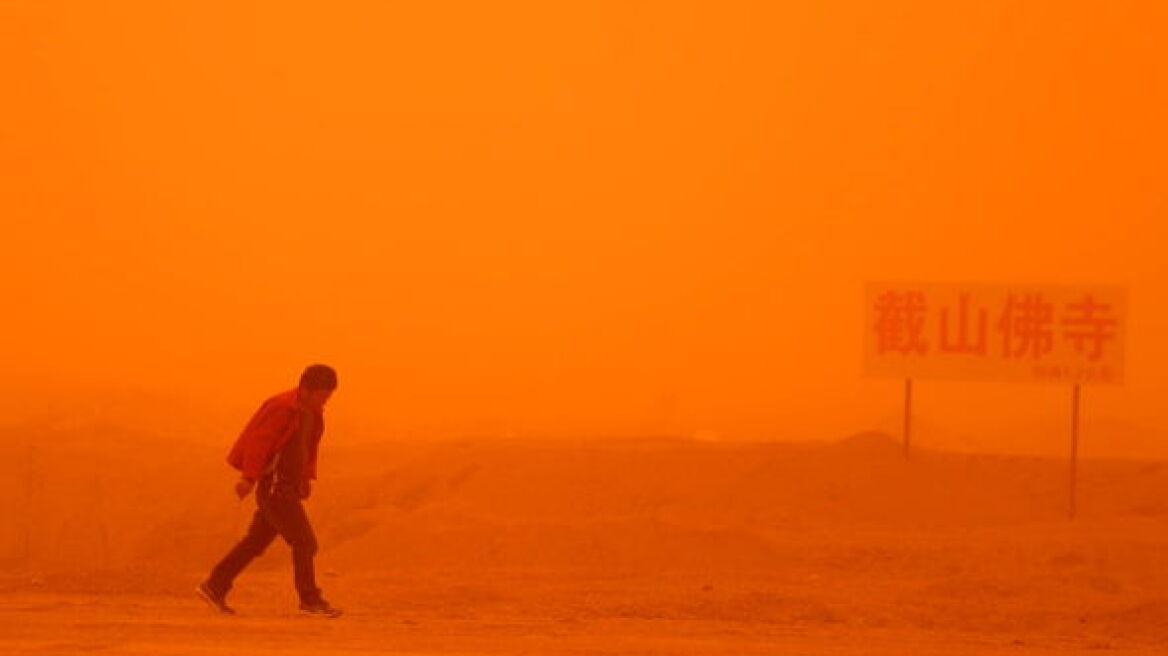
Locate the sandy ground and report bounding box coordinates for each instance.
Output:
[1,566,1164,655]
[1,588,1150,656]
[3,428,1168,654]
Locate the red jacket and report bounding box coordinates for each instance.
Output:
[226,388,324,481]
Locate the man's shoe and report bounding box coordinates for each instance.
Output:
[299,598,343,618]
[196,581,236,615]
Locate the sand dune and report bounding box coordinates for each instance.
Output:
[2,425,1168,653]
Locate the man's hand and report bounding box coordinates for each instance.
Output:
[234,477,256,499]
[298,480,312,500]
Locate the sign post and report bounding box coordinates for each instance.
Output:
[903,378,913,460]
[864,283,1126,519]
[1069,383,1081,520]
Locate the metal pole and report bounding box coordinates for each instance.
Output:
[903,378,913,459]
[1069,383,1081,521]
[23,443,33,569]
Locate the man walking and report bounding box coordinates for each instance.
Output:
[197,364,342,617]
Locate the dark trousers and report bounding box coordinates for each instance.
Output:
[206,478,321,603]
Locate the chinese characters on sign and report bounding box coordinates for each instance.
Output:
[864,284,1126,385]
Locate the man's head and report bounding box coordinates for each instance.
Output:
[298,364,337,410]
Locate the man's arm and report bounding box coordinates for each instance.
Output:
[233,405,298,496]
[239,405,297,478]
[291,408,313,499]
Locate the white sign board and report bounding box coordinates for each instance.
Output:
[864,283,1126,385]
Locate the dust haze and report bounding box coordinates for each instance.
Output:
[2,1,1167,654]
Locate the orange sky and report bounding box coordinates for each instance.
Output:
[1,1,1166,456]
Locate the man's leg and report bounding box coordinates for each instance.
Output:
[266,490,321,604]
[205,507,280,598]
